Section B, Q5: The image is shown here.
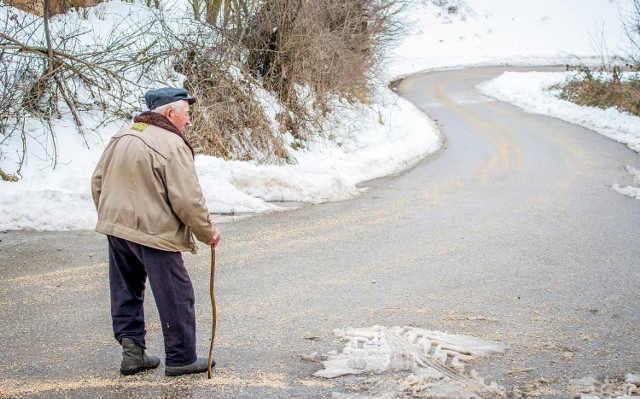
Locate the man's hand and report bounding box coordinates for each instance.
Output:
[205,226,221,248]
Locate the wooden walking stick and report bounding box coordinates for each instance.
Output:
[207,244,217,379]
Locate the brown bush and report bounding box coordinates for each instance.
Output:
[558,68,640,116]
[178,45,290,163]
[175,0,403,163]
[242,0,402,140]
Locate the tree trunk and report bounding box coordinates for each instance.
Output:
[43,0,54,76]
[191,0,201,20]
[207,0,223,25]
[43,0,83,127]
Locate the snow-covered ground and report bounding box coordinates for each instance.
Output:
[1,0,638,231]
[1,1,639,397]
[477,71,640,200]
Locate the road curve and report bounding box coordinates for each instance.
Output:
[394,66,640,392]
[0,66,639,398]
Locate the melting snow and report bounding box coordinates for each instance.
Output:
[314,326,640,399]
[315,325,505,398]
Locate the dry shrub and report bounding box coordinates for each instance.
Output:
[174,0,403,163]
[557,0,640,117]
[242,0,403,140]
[178,45,290,163]
[559,67,640,116]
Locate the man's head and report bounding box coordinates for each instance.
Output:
[145,88,196,134]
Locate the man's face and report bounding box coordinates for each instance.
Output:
[167,100,191,133]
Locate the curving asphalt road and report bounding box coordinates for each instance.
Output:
[0,66,639,398]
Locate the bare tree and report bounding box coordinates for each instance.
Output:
[1,0,406,171]
[0,2,169,173]
[624,0,640,67]
[190,0,202,20]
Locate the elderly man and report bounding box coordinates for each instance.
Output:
[91,87,221,376]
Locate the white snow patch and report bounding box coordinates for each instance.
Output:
[1,0,638,224]
[315,325,505,398]
[613,165,640,200]
[476,72,640,154]
[477,71,640,200]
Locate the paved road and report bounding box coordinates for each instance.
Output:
[1,66,639,398]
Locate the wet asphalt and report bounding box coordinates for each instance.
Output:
[0,66,639,398]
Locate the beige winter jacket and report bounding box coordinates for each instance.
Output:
[91,119,214,254]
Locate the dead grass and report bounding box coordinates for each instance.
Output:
[240,0,403,144]
[558,67,640,116]
[179,45,291,164]
[178,0,404,163]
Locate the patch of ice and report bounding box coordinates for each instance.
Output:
[613,166,640,200]
[315,325,505,398]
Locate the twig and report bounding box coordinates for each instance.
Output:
[505,368,536,375]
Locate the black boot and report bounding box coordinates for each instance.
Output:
[120,338,161,375]
[165,357,215,376]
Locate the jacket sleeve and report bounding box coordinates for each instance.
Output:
[164,147,215,243]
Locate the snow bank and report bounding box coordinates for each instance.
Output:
[477,71,640,153]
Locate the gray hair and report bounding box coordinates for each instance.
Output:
[153,99,188,114]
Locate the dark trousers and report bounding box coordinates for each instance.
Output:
[108,235,197,367]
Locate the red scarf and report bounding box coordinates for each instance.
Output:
[133,111,195,158]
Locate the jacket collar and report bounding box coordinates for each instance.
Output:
[133,111,195,158]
